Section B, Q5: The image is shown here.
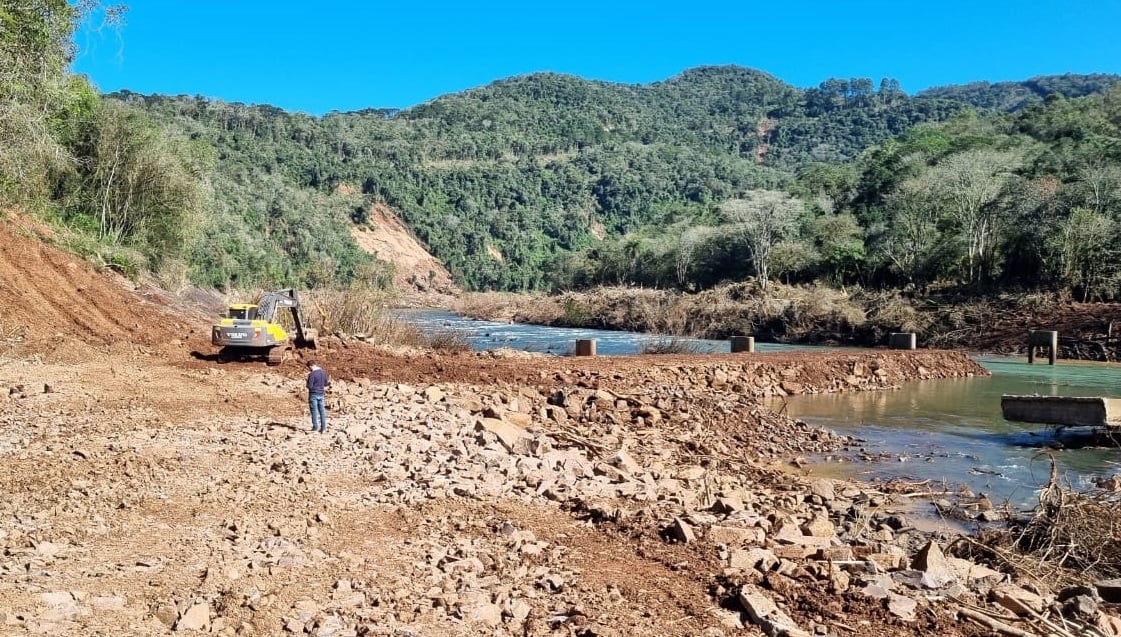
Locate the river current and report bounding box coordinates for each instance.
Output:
[395,309,1121,508]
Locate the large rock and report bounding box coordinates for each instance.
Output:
[475,418,530,452]
[468,601,503,627]
[991,583,1046,616]
[729,548,778,572]
[737,586,811,637]
[911,541,956,588]
[809,479,836,501]
[667,517,696,544]
[611,449,640,474]
[887,593,917,620]
[946,556,1004,588]
[709,525,760,546]
[773,519,832,548]
[175,603,210,632]
[800,514,835,538]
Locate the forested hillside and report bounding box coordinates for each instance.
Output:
[121,66,1118,292]
[916,73,1121,111]
[3,2,1118,297]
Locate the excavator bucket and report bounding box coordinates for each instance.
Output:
[296,328,318,349]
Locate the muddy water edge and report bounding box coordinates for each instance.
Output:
[777,356,1121,509]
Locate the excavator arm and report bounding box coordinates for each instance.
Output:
[256,289,317,348]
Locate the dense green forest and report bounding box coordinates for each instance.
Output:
[3,1,1120,299]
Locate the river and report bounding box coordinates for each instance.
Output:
[395,309,1121,507]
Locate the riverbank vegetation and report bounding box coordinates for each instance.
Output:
[456,285,1121,355]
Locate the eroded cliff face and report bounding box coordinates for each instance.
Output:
[350,202,458,294]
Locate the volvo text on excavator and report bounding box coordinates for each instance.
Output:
[211,289,318,365]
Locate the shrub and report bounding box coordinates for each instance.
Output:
[639,336,706,355]
[301,287,398,337]
[423,329,472,352]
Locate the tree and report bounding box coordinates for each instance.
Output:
[927,149,1020,283]
[879,175,940,284]
[1051,207,1117,301]
[74,101,208,269]
[721,190,804,291]
[674,225,712,289]
[1076,162,1121,213]
[0,1,125,199]
[0,0,77,195]
[811,212,865,283]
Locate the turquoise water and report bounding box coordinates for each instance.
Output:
[396,310,1121,506]
[779,357,1121,507]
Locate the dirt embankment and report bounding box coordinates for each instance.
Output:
[1,221,1117,637]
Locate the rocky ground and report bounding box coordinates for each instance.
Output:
[2,221,1120,636]
[2,341,1118,637]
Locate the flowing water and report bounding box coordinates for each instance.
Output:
[394,309,816,355]
[395,310,1121,506]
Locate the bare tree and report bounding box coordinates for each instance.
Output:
[721,190,804,291]
[674,226,711,289]
[881,175,939,284]
[1077,162,1121,214]
[928,149,1020,283]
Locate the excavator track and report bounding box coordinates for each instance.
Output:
[266,346,286,366]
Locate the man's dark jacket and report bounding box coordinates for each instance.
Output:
[307,367,329,395]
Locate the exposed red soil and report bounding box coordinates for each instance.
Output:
[0,217,200,349]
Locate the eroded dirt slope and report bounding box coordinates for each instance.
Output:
[351,203,458,294]
[0,217,209,357]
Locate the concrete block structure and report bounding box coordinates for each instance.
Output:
[730,336,755,353]
[1028,330,1058,365]
[888,332,917,350]
[1002,395,1121,427]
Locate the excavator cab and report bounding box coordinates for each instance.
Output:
[212,290,317,365]
[227,304,258,321]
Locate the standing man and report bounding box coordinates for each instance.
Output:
[306,359,329,433]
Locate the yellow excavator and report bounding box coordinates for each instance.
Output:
[211,288,318,365]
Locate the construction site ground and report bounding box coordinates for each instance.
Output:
[0,219,1115,637]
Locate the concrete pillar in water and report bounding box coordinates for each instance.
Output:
[888,332,917,350]
[730,336,755,353]
[575,339,596,356]
[1028,330,1058,365]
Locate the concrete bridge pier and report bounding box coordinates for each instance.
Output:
[888,332,917,350]
[575,339,597,356]
[730,336,755,353]
[1028,330,1058,365]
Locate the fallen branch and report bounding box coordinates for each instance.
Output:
[958,607,1037,637]
[545,427,611,456]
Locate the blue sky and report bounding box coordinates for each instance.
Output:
[72,1,1121,115]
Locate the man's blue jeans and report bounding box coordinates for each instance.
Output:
[309,394,327,432]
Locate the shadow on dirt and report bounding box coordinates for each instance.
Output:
[190,350,223,362]
[264,421,304,432]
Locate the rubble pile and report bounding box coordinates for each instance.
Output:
[1,349,1116,636]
